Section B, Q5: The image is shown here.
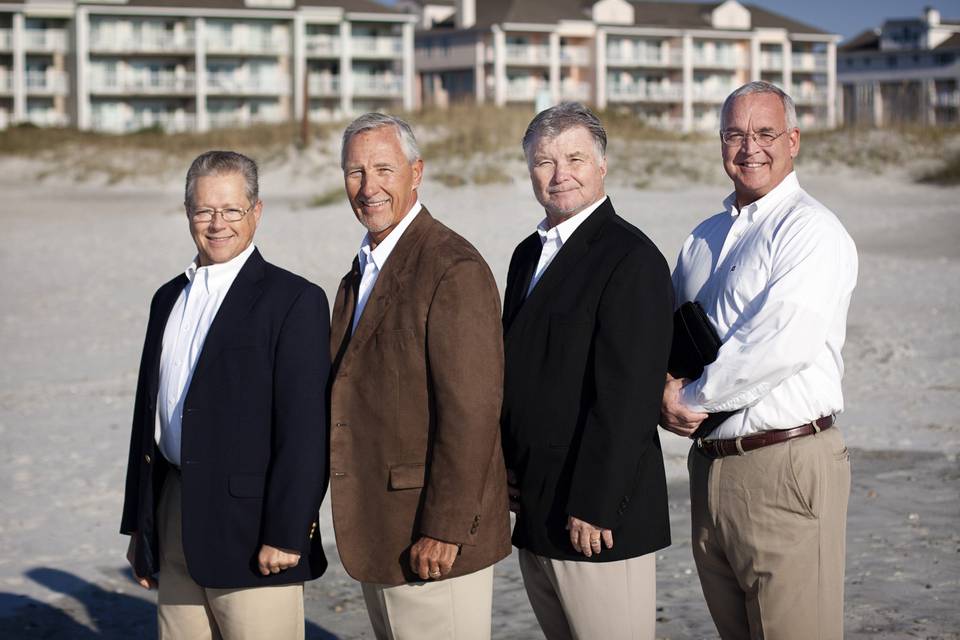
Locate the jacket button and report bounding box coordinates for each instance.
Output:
[470,525,478,534]
[144,454,152,464]
[332,472,346,477]
[335,421,348,428]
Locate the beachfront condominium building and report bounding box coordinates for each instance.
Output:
[0,0,415,132]
[838,6,960,127]
[401,0,839,131]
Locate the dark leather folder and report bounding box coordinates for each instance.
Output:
[668,301,734,440]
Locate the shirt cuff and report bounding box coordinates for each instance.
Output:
[680,380,707,413]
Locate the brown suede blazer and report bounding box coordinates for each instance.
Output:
[329,207,511,586]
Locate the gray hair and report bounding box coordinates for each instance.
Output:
[721,81,799,131]
[522,101,607,162]
[340,112,421,169]
[184,150,259,210]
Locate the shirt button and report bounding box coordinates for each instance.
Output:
[144,454,152,464]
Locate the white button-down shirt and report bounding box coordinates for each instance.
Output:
[353,201,422,332]
[155,243,256,466]
[527,196,607,296]
[672,172,858,439]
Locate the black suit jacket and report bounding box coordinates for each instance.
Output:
[501,198,673,561]
[120,249,330,588]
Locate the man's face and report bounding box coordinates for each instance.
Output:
[343,126,423,247]
[187,172,261,266]
[528,126,607,225]
[721,92,800,207]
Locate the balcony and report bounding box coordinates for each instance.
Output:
[0,74,12,93]
[89,31,196,54]
[792,87,827,104]
[692,84,737,102]
[760,52,783,70]
[560,80,591,101]
[352,75,403,97]
[307,74,340,97]
[25,70,69,94]
[352,35,403,58]
[26,110,70,127]
[24,29,68,53]
[305,34,340,57]
[693,50,745,69]
[935,90,960,107]
[207,73,290,95]
[208,110,285,129]
[560,46,590,66]
[92,110,196,133]
[505,43,550,66]
[89,71,196,95]
[0,29,11,50]
[608,83,682,102]
[791,52,828,72]
[606,49,682,68]
[206,34,289,56]
[506,78,548,101]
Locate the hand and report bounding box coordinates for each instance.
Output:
[507,468,520,513]
[409,536,459,581]
[566,516,614,558]
[126,534,157,590]
[661,374,708,438]
[257,544,301,576]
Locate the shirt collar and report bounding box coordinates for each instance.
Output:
[535,196,607,245]
[185,243,256,294]
[358,200,422,272]
[724,171,800,222]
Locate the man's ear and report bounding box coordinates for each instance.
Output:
[411,158,424,190]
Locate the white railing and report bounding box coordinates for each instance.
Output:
[935,91,960,107]
[560,81,591,101]
[25,70,69,93]
[0,74,12,92]
[305,34,340,56]
[206,74,290,95]
[560,46,590,66]
[692,84,737,101]
[760,52,783,69]
[26,110,70,127]
[0,29,12,50]
[206,34,289,55]
[92,111,196,133]
[506,79,547,101]
[506,43,551,65]
[208,110,285,129]
[351,35,403,57]
[792,87,827,104]
[352,75,403,97]
[89,31,195,53]
[89,72,196,94]
[24,29,69,52]
[307,74,340,96]
[791,52,828,71]
[606,49,682,67]
[608,83,682,102]
[693,51,745,68]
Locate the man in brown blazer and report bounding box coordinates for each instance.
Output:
[328,112,511,639]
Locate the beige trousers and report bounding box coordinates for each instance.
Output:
[157,472,305,640]
[518,549,656,640]
[361,565,494,640]
[689,426,851,640]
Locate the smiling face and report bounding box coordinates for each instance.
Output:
[721,92,800,208]
[343,126,423,247]
[188,172,261,266]
[527,125,607,227]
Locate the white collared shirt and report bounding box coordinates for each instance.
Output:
[672,172,858,439]
[353,201,422,332]
[155,243,256,466]
[527,196,607,296]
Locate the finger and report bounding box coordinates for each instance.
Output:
[259,562,271,576]
[417,553,432,581]
[589,536,601,556]
[136,576,152,590]
[602,529,614,549]
[569,527,581,553]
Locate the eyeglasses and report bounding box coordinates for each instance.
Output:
[189,205,253,223]
[720,129,788,147]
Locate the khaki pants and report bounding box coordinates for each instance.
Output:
[157,471,305,640]
[518,549,656,640]
[689,427,850,640]
[361,565,494,640]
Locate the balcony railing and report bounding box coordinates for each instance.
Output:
[92,110,196,133]
[791,52,828,72]
[307,74,340,96]
[608,83,682,102]
[792,87,828,104]
[760,52,783,70]
[692,84,737,101]
[305,34,340,56]
[89,31,195,53]
[0,75,12,93]
[206,34,289,55]
[89,72,196,94]
[0,29,12,50]
[505,44,550,66]
[26,110,70,127]
[560,46,590,66]
[208,110,285,129]
[935,90,960,107]
[351,35,403,58]
[25,70,69,93]
[206,74,290,95]
[692,51,745,69]
[606,49,682,67]
[560,81,591,101]
[352,75,403,97]
[506,80,548,101]
[24,29,68,52]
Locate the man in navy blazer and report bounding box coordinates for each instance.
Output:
[120,151,329,639]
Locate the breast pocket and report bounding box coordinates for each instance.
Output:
[721,262,768,315]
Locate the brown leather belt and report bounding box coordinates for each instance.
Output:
[696,415,835,459]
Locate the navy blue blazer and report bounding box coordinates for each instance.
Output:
[120,249,330,588]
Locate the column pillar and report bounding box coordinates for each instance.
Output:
[682,32,693,133]
[549,31,560,104]
[293,14,305,121]
[595,29,606,109]
[12,12,25,123]
[339,20,351,115]
[74,7,90,129]
[195,17,208,131]
[402,21,414,111]
[825,40,837,128]
[492,25,505,106]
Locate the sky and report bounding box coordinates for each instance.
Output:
[381,0,960,40]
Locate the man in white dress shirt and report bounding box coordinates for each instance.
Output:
[661,82,858,639]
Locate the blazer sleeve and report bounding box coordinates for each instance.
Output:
[565,245,674,529]
[261,283,331,554]
[420,257,505,545]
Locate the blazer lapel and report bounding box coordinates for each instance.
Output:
[330,256,360,372]
[148,275,189,404]
[502,234,539,331]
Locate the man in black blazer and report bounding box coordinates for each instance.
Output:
[501,103,674,639]
[120,151,329,639]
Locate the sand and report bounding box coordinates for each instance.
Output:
[0,146,957,638]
